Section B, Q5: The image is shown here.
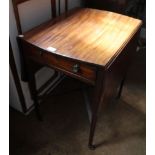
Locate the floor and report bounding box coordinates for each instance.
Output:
[9,49,146,155]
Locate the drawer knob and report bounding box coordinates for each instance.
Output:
[72,64,80,73]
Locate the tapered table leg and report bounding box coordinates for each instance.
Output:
[88,109,99,150]
[27,66,42,121]
[117,74,126,99]
[88,68,105,150]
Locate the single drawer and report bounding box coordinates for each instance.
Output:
[57,57,96,83]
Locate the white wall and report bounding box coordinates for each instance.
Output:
[9,0,82,112]
[9,67,22,112]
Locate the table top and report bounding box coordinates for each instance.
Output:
[23,8,142,67]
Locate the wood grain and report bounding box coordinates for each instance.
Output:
[23,8,142,68]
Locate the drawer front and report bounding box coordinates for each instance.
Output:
[57,57,96,83]
[43,51,96,83]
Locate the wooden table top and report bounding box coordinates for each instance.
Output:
[23,8,142,67]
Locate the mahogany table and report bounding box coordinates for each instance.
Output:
[18,8,142,149]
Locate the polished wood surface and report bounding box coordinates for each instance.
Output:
[23,8,142,68]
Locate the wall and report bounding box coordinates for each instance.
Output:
[9,67,22,112]
[9,0,82,112]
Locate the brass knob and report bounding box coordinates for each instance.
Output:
[72,64,80,73]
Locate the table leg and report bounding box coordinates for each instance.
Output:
[117,75,126,99]
[88,69,105,150]
[28,68,42,121]
[88,103,100,150]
